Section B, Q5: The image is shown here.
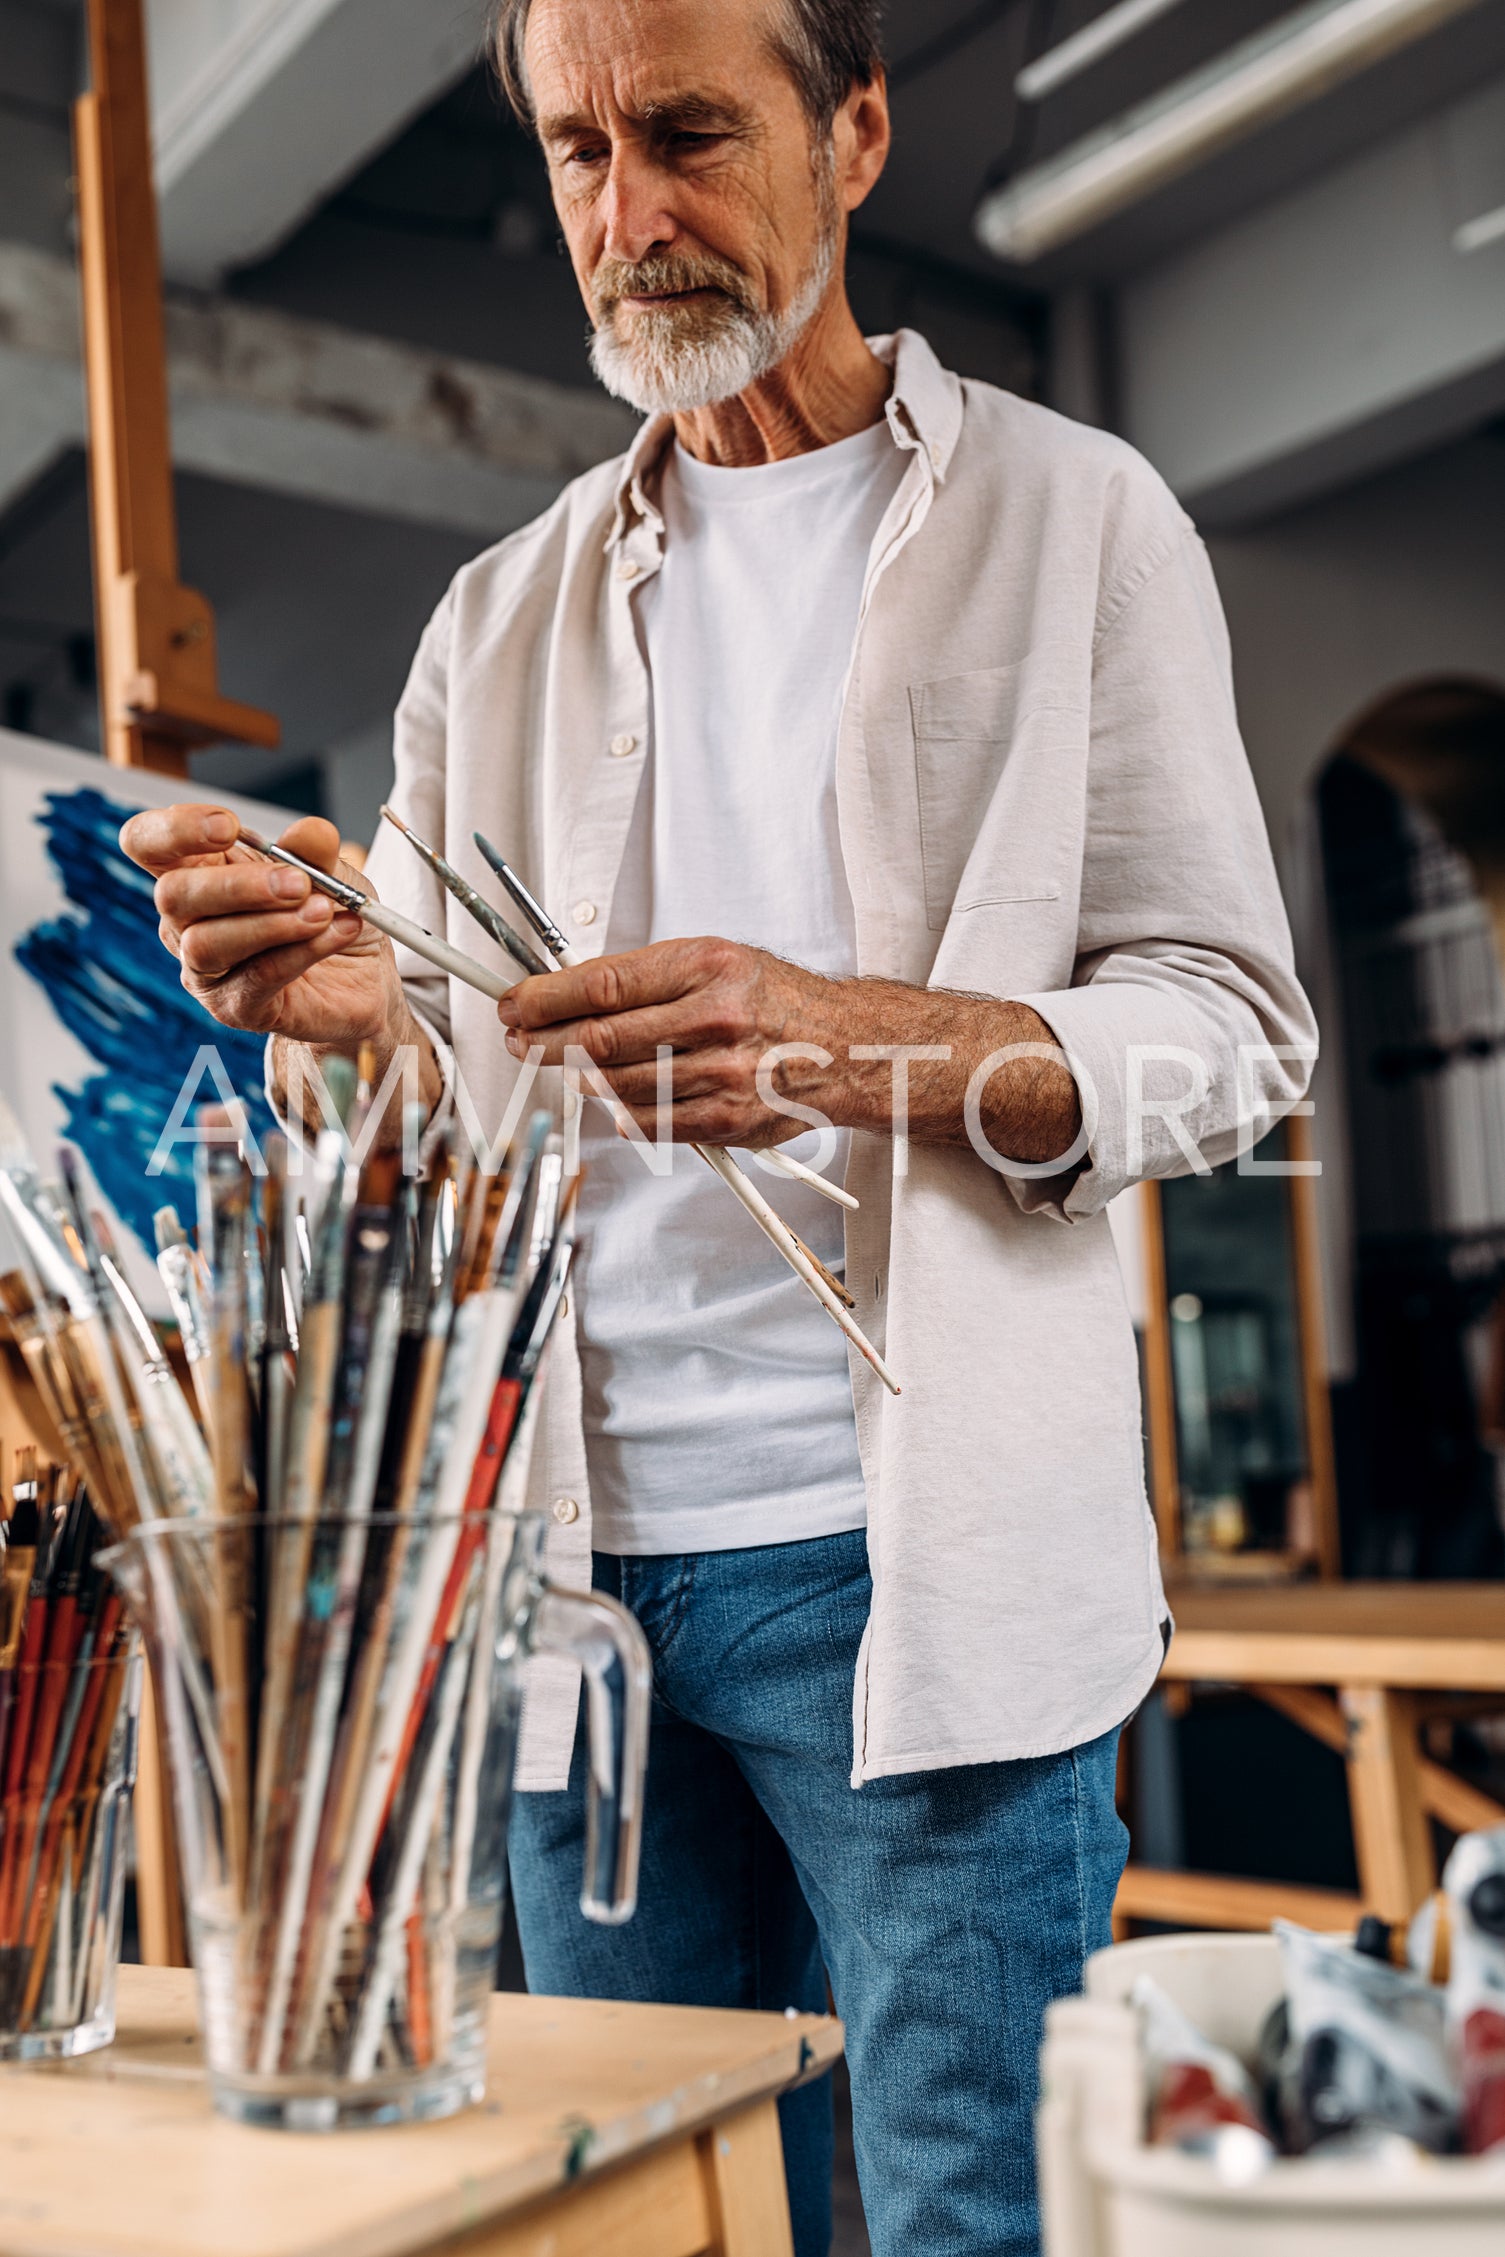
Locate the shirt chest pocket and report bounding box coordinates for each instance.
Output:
[910,663,1067,933]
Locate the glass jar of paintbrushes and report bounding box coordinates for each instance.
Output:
[0,1067,649,2126]
[0,1461,140,2059]
[104,1506,642,2127]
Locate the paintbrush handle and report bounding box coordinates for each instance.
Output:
[758,1147,859,1210]
[359,901,515,1004]
[696,1146,900,1395]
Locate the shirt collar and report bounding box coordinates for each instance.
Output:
[606,327,963,547]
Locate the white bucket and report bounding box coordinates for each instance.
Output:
[1038,1931,1505,2256]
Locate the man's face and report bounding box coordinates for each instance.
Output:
[523,0,864,412]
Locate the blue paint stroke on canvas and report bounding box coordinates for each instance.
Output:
[13,786,273,1254]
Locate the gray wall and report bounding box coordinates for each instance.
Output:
[1208,429,1505,847]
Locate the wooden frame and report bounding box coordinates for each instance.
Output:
[1141,1111,1341,1581]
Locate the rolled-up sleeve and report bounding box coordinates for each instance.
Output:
[1012,530,1317,1220]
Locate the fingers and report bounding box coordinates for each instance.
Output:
[156,857,316,927]
[275,815,346,879]
[579,1053,727,1107]
[178,896,362,980]
[497,938,734,1033]
[502,997,714,1069]
[119,802,240,875]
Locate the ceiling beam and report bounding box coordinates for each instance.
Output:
[146,0,486,285]
[1116,74,1505,525]
[0,242,634,541]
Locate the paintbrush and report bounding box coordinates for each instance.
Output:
[73,1195,213,1524]
[344,1551,482,2081]
[194,1133,257,1905]
[0,1119,157,1528]
[469,836,898,1392]
[0,1479,39,1863]
[248,1091,359,2023]
[153,1209,213,1430]
[378,807,549,978]
[288,1163,537,2066]
[458,827,857,1213]
[284,1153,472,2064]
[234,829,516,1006]
[255,1152,407,2073]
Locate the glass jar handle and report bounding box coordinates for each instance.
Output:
[532,1585,651,1924]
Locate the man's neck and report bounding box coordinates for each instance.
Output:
[672,288,891,467]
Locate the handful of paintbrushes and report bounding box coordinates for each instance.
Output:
[0,1458,138,2050]
[0,1065,579,2097]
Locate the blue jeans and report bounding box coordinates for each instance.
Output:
[507,1528,1127,2257]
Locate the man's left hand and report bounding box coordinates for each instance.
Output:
[496,936,830,1146]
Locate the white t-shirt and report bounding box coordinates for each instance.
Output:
[573,417,909,1555]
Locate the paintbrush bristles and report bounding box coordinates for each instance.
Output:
[379,806,549,980]
[470,835,571,966]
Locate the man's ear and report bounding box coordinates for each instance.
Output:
[835,72,890,214]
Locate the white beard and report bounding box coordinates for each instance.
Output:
[588,181,838,416]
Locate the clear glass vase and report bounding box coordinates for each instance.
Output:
[0,1643,141,2061]
[102,1511,648,2128]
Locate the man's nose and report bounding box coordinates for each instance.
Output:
[600,144,679,266]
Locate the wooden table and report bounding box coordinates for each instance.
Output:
[0,1969,841,2257]
[1116,1583,1505,1934]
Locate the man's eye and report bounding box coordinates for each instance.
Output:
[667,131,719,153]
[563,145,608,168]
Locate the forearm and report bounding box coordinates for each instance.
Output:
[786,979,1082,1167]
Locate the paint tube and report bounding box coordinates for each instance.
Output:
[1273,1921,1457,2154]
[1133,1974,1274,2173]
[1442,1824,1505,2154]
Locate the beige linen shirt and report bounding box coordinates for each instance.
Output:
[362,329,1317,1791]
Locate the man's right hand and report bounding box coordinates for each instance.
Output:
[120,803,403,1050]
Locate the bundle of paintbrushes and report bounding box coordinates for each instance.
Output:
[0,1458,139,2057]
[0,1072,644,2126]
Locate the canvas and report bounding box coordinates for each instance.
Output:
[0,729,305,1316]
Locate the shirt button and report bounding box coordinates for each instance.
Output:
[930,442,943,468]
[616,557,640,581]
[609,733,638,758]
[573,900,597,926]
[551,1496,580,1526]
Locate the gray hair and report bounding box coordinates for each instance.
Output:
[492,0,885,135]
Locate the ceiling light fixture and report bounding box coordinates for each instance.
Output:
[977,0,1490,262]
[1015,0,1194,104]
[1454,203,1505,254]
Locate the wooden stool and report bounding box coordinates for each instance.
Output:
[1117,1583,1505,1933]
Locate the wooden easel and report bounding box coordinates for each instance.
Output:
[74,0,279,777]
[70,0,282,1963]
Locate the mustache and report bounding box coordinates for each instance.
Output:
[592,251,756,320]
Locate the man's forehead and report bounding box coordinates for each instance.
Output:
[525,0,786,116]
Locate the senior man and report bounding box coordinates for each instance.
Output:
[124,0,1316,2248]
